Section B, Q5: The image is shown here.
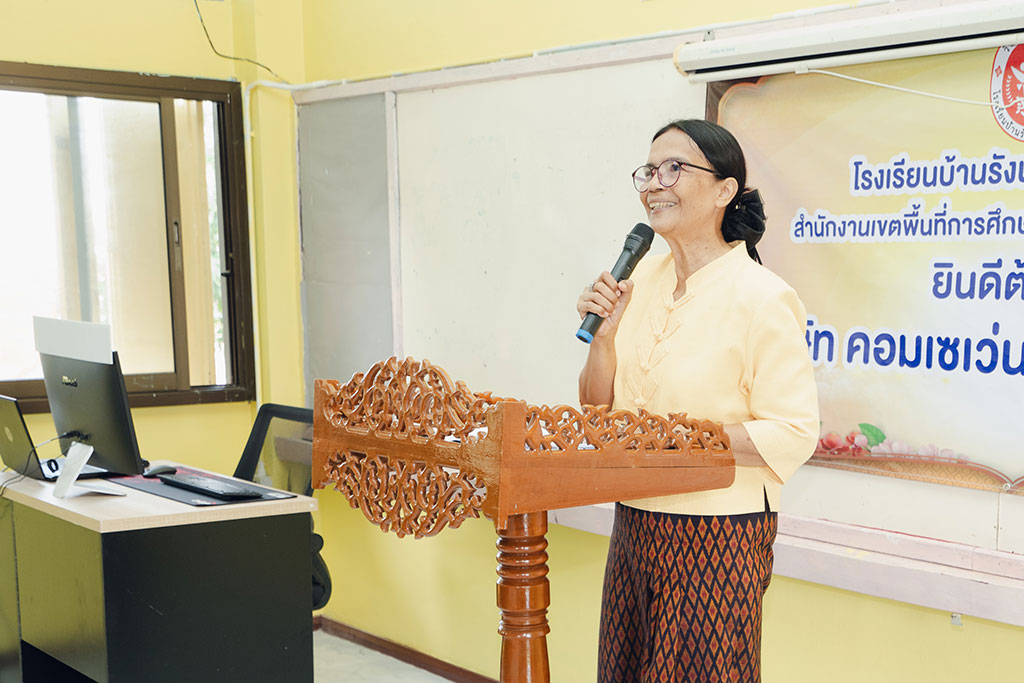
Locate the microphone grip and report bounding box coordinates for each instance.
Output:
[575,255,642,344]
[576,222,652,345]
[608,251,636,281]
[576,312,603,344]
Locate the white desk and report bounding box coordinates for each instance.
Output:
[1,467,317,682]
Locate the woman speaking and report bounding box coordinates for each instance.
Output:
[577,119,820,682]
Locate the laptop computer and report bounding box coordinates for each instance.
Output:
[0,394,107,481]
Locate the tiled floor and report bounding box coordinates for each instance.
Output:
[313,629,450,682]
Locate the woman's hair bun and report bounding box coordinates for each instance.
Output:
[721,188,766,264]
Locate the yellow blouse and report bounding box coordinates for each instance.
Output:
[612,243,819,515]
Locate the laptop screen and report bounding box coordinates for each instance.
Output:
[0,395,42,479]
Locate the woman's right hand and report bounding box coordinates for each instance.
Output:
[576,271,634,342]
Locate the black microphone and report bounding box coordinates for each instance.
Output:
[576,223,655,343]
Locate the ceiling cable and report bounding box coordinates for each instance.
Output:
[192,0,289,84]
[802,67,1024,109]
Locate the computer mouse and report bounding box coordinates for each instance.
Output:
[143,464,177,478]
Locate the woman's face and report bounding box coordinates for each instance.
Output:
[639,128,734,240]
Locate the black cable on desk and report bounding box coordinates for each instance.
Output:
[0,432,82,496]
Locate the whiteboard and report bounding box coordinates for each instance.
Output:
[297,94,395,407]
[396,58,700,406]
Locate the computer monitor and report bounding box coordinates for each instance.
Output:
[39,350,148,476]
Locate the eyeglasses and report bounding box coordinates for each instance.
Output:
[632,158,718,192]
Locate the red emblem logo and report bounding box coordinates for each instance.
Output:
[991,45,1024,141]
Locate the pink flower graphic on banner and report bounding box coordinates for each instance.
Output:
[816,423,960,460]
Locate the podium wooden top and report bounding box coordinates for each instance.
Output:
[0,462,317,534]
[313,357,735,536]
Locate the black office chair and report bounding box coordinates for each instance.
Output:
[233,403,332,611]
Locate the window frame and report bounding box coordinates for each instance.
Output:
[0,61,255,412]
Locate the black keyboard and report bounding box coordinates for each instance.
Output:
[156,472,264,501]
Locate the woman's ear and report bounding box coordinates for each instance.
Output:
[715,177,739,208]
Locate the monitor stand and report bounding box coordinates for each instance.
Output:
[53,442,125,498]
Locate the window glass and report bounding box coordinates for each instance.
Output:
[176,99,231,387]
[0,91,173,379]
[0,62,254,410]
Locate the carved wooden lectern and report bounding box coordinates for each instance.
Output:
[311,357,735,683]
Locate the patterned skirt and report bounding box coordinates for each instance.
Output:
[597,502,778,683]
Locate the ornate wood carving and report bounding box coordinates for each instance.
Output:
[312,356,738,683]
[326,452,486,538]
[522,403,730,455]
[316,357,501,539]
[319,356,500,444]
[313,356,735,537]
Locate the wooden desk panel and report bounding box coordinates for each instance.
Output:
[1,466,317,682]
[1,499,21,683]
[15,505,106,679]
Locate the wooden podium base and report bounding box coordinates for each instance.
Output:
[496,512,550,683]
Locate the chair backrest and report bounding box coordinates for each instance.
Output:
[234,403,331,610]
[234,403,315,495]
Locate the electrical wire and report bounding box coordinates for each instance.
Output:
[191,0,346,404]
[0,433,80,496]
[802,68,1024,109]
[192,0,289,84]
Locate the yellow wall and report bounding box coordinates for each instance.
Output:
[763,577,1024,682]
[301,0,829,82]
[5,1,1022,681]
